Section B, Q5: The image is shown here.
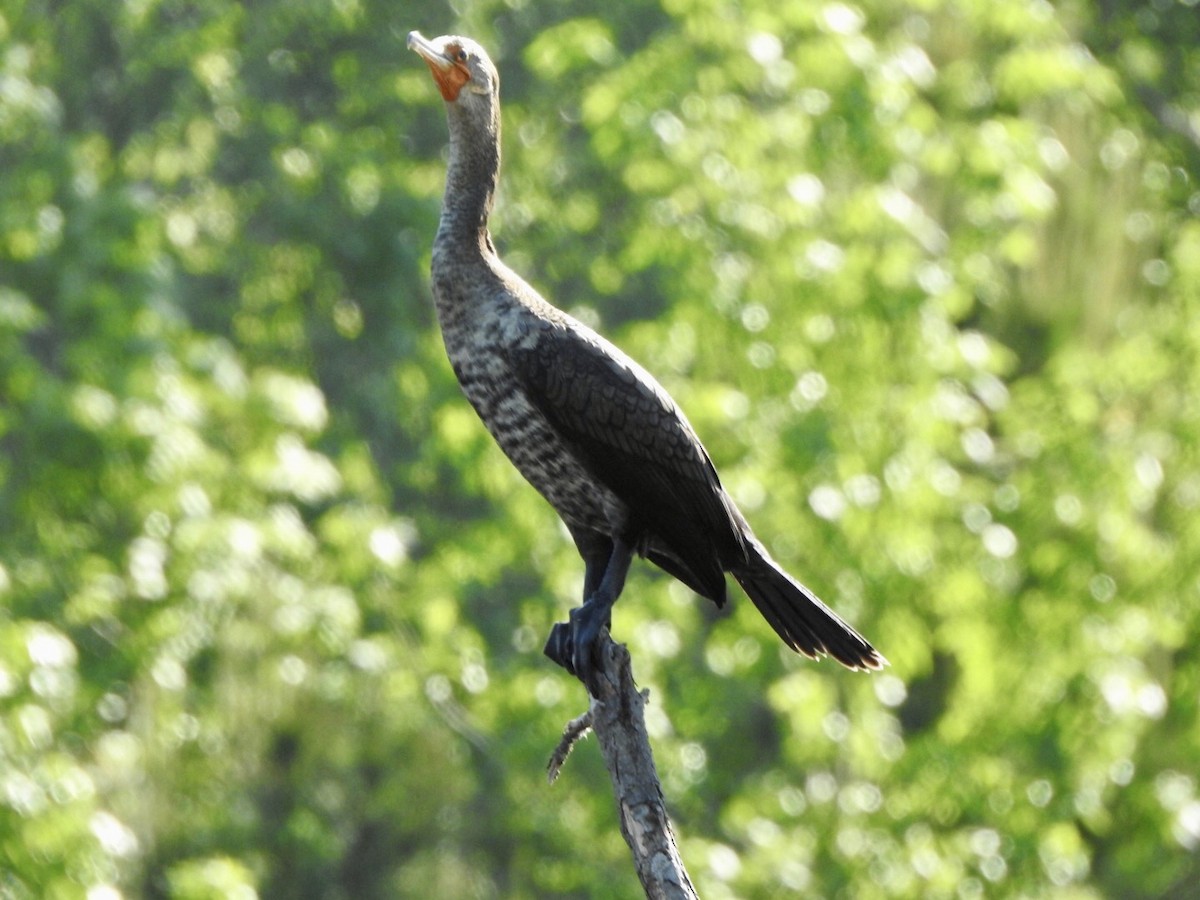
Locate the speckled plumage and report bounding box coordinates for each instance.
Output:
[410,32,882,679]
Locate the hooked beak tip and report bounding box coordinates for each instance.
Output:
[406,30,448,68]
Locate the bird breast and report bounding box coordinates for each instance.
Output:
[431,265,627,536]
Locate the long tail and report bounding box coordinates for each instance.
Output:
[731,541,885,671]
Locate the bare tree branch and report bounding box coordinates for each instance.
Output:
[549,633,698,899]
[547,709,593,784]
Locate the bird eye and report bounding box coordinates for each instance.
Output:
[457,49,468,62]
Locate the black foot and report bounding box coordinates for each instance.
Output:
[543,604,610,696]
[543,621,573,671]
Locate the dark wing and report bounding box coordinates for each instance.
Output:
[507,315,745,601]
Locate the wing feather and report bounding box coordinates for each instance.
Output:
[507,318,743,598]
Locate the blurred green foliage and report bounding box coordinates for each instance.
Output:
[1,0,1198,897]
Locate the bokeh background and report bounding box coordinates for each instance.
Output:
[2,0,1198,897]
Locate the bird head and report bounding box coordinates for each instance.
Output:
[407,32,498,104]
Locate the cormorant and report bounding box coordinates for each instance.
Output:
[408,32,883,694]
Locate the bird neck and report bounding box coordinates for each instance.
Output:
[438,99,500,254]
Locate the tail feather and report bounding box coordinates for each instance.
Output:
[732,544,884,671]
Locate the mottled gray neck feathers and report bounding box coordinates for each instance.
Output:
[438,99,500,253]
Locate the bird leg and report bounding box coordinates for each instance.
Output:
[544,536,635,696]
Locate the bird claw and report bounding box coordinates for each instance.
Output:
[543,621,573,671]
[543,604,609,697]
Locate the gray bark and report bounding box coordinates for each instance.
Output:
[549,634,698,900]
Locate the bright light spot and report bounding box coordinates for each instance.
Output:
[424,674,452,704]
[71,384,119,429]
[97,693,128,723]
[1109,759,1135,786]
[1134,453,1164,491]
[874,674,907,707]
[823,2,865,34]
[178,483,212,518]
[1099,129,1139,171]
[369,524,410,566]
[166,210,197,247]
[747,340,775,369]
[746,817,781,846]
[806,239,844,272]
[30,665,74,700]
[1125,211,1155,243]
[1054,494,1083,525]
[4,770,47,814]
[778,785,807,815]
[87,885,123,900]
[740,303,770,332]
[879,185,916,223]
[1027,779,1053,808]
[280,147,314,178]
[962,428,995,463]
[845,473,881,506]
[732,477,765,511]
[721,390,750,420]
[932,380,975,422]
[746,32,783,66]
[917,261,953,295]
[347,639,388,672]
[228,519,262,559]
[787,173,825,206]
[929,459,962,496]
[128,537,168,600]
[1038,137,1070,171]
[809,484,847,521]
[1142,258,1171,286]
[346,164,382,215]
[707,843,741,881]
[260,373,328,431]
[151,657,187,692]
[461,662,489,694]
[911,844,941,878]
[822,710,850,742]
[681,742,707,773]
[27,628,77,668]
[958,331,990,367]
[705,644,734,676]
[963,502,992,533]
[981,523,1017,558]
[534,676,564,707]
[95,731,143,773]
[650,110,685,145]
[780,861,811,890]
[1177,801,1200,849]
[791,370,828,409]
[840,781,882,813]
[981,855,1008,882]
[91,811,140,858]
[1137,682,1167,719]
[643,621,681,658]
[1089,573,1116,602]
[1101,672,1133,713]
[807,771,838,803]
[173,713,200,743]
[1155,770,1194,810]
[734,637,761,665]
[973,373,1010,411]
[840,826,872,858]
[893,45,935,87]
[271,435,342,502]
